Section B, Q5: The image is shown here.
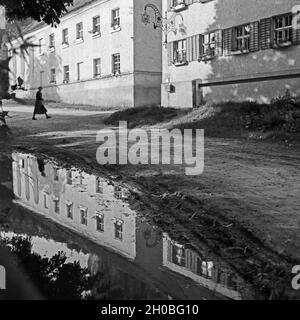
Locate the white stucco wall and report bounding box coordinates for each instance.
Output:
[162,0,300,107]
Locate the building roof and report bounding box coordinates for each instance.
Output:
[22,0,97,35]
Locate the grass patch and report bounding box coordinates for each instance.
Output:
[104,105,189,128]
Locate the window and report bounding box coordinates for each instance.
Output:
[50,68,56,84]
[54,199,60,214]
[92,16,101,34]
[93,58,101,78]
[274,14,293,45]
[202,31,217,58]
[49,33,55,50]
[39,71,44,86]
[170,0,187,11]
[114,219,123,240]
[77,62,83,80]
[96,177,103,194]
[112,53,120,75]
[96,212,104,232]
[62,28,69,45]
[76,22,83,40]
[80,207,88,225]
[173,39,187,64]
[63,65,70,83]
[111,8,120,30]
[66,202,73,219]
[233,24,251,52]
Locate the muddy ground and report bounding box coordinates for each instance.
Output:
[1,102,300,299]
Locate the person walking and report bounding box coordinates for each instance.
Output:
[32,87,51,120]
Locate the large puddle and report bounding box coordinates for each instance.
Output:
[0,152,254,300]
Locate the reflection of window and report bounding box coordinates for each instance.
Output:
[233,24,250,51]
[172,244,186,267]
[96,177,103,194]
[173,39,187,64]
[92,16,101,34]
[80,207,88,225]
[77,62,83,81]
[54,199,60,214]
[76,22,83,40]
[53,167,59,181]
[39,38,43,54]
[274,14,293,45]
[201,261,214,278]
[114,186,122,199]
[96,212,104,232]
[114,219,123,240]
[112,53,120,75]
[67,171,72,185]
[111,8,120,30]
[66,202,73,219]
[44,194,48,209]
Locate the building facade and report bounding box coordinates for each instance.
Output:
[162,0,300,108]
[9,0,162,108]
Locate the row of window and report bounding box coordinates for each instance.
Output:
[46,54,121,84]
[39,8,120,54]
[168,12,300,65]
[47,195,124,240]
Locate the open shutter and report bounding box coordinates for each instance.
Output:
[187,37,193,62]
[167,42,174,66]
[249,21,259,52]
[260,18,272,49]
[215,29,223,56]
[191,34,201,60]
[292,11,300,45]
[223,28,233,55]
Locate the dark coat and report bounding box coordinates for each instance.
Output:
[34,91,47,114]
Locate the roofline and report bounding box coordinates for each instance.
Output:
[22,0,104,36]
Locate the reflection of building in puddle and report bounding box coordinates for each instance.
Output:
[11,152,248,300]
[162,234,243,300]
[12,152,135,260]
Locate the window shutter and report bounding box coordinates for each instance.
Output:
[223,28,233,55]
[167,42,174,66]
[260,18,272,50]
[292,11,300,45]
[192,34,201,60]
[187,37,193,62]
[250,21,259,52]
[215,29,223,56]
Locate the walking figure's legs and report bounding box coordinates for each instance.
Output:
[32,113,37,120]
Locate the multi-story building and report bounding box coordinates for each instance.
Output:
[8,0,162,108]
[162,0,300,108]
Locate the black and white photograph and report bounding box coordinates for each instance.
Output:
[0,0,300,305]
